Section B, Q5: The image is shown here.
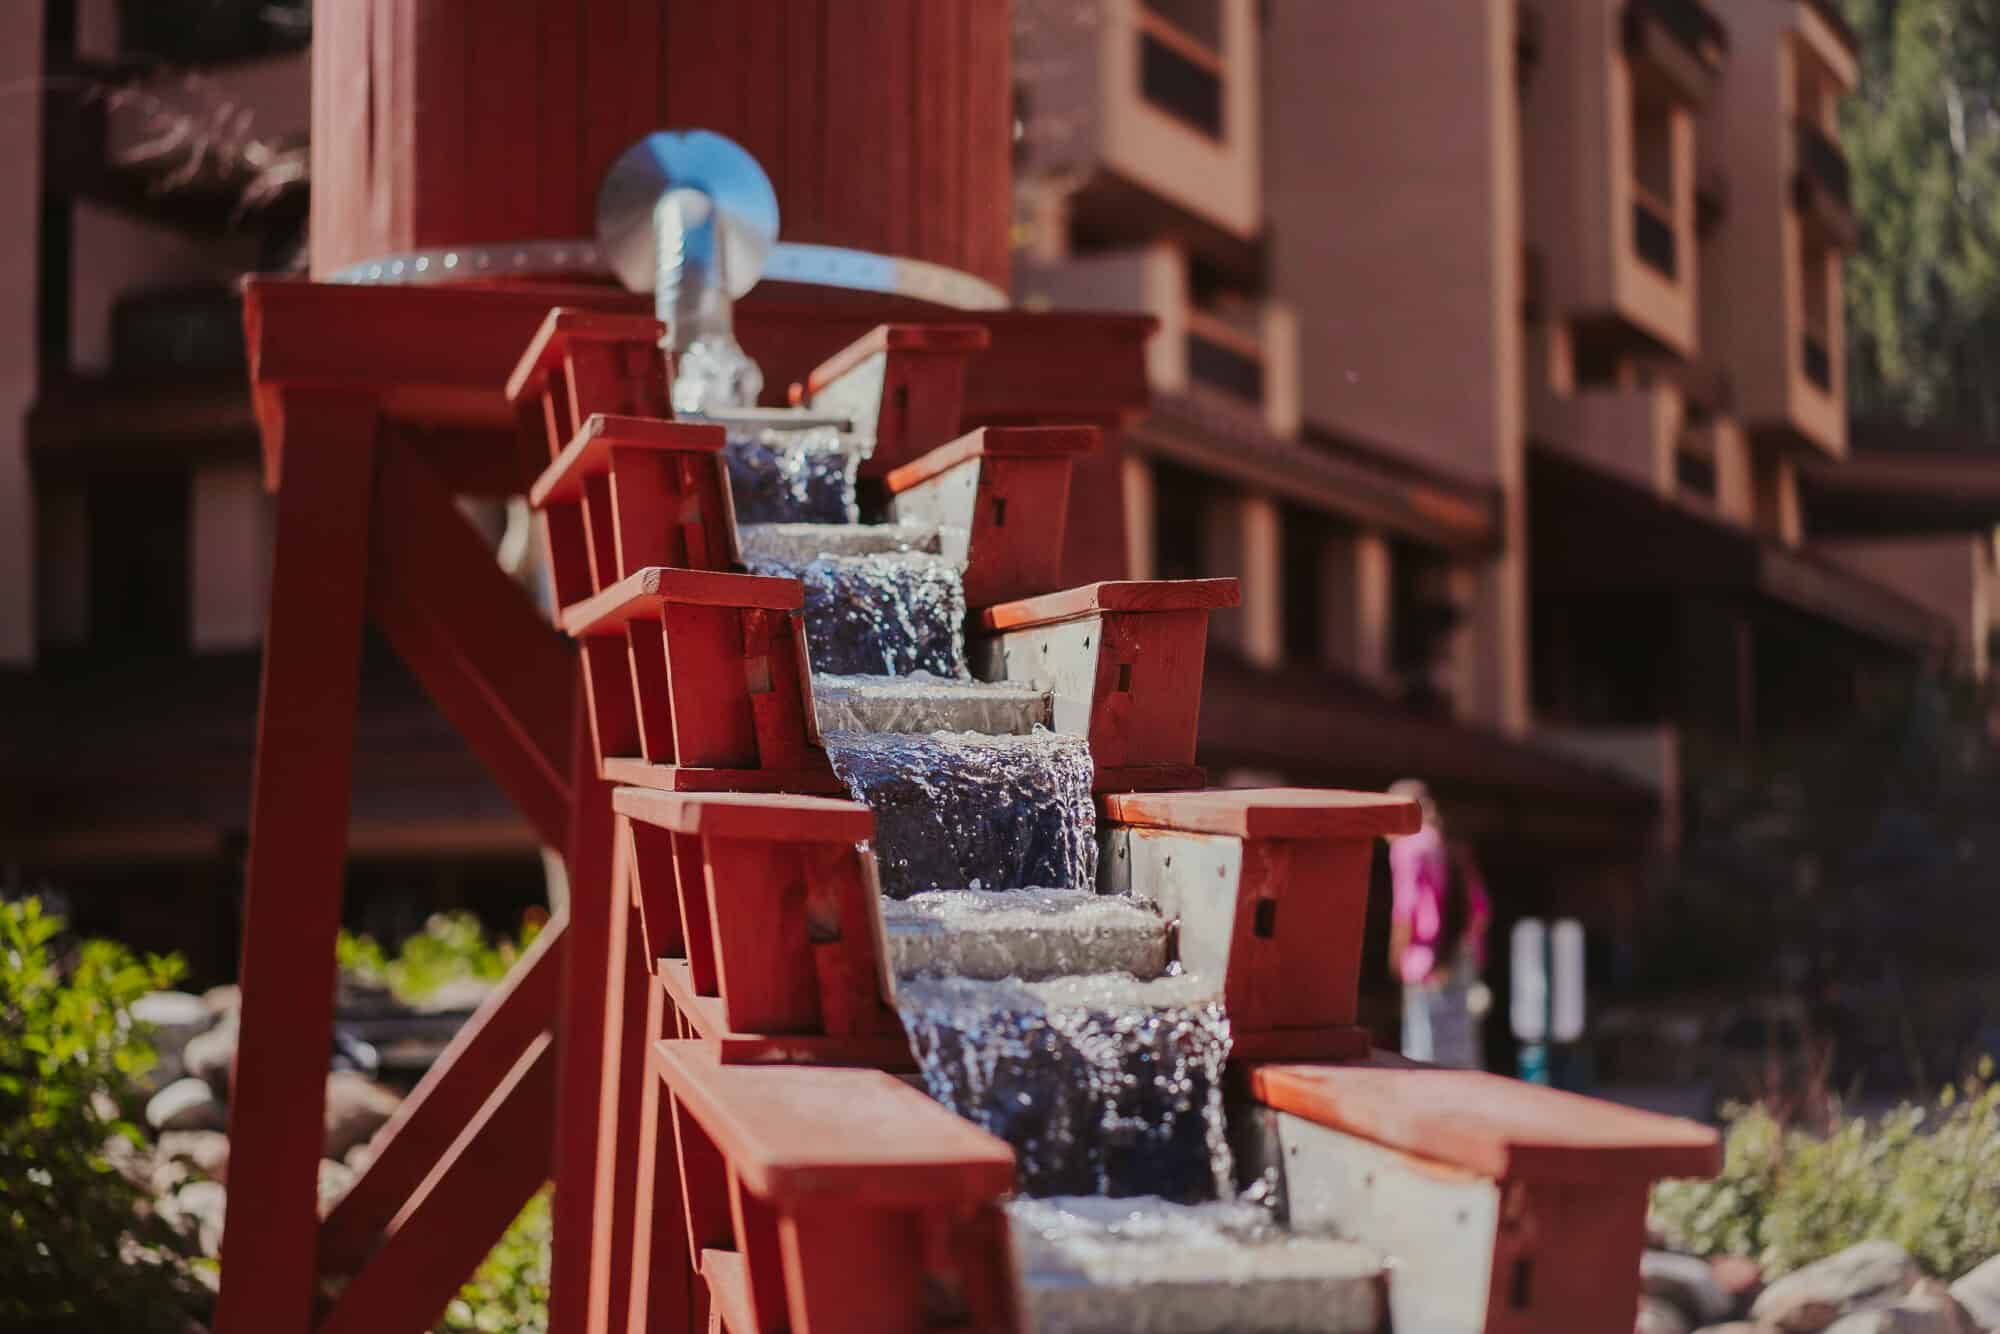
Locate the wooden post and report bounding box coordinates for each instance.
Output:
[213,390,380,1334]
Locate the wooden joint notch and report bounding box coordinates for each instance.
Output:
[655,1041,1020,1334]
[616,790,903,1061]
[885,425,1100,609]
[1247,1056,1721,1334]
[505,307,672,464]
[1099,788,1418,1043]
[528,413,736,611]
[798,323,990,480]
[560,568,830,787]
[970,579,1240,787]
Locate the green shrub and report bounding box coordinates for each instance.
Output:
[439,1189,550,1333]
[0,896,212,1332]
[1652,1063,2000,1279]
[339,911,541,1006]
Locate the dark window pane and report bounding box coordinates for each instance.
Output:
[1186,331,1263,403]
[1139,33,1223,138]
[1633,199,1677,278]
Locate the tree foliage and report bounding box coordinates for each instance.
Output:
[1843,0,2000,436]
[0,897,212,1332]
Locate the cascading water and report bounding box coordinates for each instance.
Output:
[894,972,1234,1204]
[821,729,1096,899]
[718,415,1377,1330]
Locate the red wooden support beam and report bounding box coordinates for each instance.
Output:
[625,959,696,1334]
[317,1033,559,1334]
[215,389,380,1334]
[318,914,566,1276]
[368,437,574,848]
[548,686,627,1334]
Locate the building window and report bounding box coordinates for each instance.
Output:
[1632,87,1677,278]
[86,471,192,656]
[1675,440,1718,501]
[1138,2,1224,138]
[1801,233,1833,391]
[1185,312,1264,405]
[1151,458,1209,583]
[1280,506,1326,667]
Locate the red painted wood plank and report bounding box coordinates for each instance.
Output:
[596,756,846,797]
[914,0,970,282]
[1100,788,1423,842]
[530,416,726,508]
[549,686,618,1334]
[536,0,584,237]
[651,1041,1014,1206]
[699,1249,759,1334]
[777,0,824,244]
[625,974,695,1334]
[611,788,873,844]
[703,839,819,1035]
[319,915,565,1275]
[1248,1060,1723,1185]
[732,1,786,192]
[578,0,632,227]
[318,1034,558,1334]
[978,579,1242,632]
[583,839,650,1334]
[561,568,803,639]
[962,0,1013,286]
[881,426,1100,493]
[213,389,379,1334]
[506,309,669,408]
[413,0,470,249]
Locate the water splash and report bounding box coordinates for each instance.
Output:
[1009,1196,1385,1334]
[883,887,1168,981]
[723,425,866,524]
[824,729,1096,899]
[812,672,1049,736]
[752,551,968,678]
[896,972,1233,1203]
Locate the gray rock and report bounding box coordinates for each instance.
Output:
[1692,1325,1777,1334]
[182,1010,238,1098]
[145,1077,227,1134]
[130,991,214,1091]
[1640,1296,1694,1334]
[1824,1278,1974,1334]
[1752,1242,1919,1332]
[323,1071,402,1161]
[201,984,239,1017]
[1949,1254,2000,1330]
[155,1129,230,1183]
[318,1158,356,1210]
[1646,1251,1736,1326]
[158,1178,227,1258]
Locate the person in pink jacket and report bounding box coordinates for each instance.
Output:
[1387,780,1492,1068]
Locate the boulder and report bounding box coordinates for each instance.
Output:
[318,1157,356,1210]
[201,983,240,1018]
[1640,1296,1694,1334]
[1646,1251,1736,1327]
[1711,1256,1767,1313]
[1752,1243,1920,1332]
[155,1129,230,1183]
[323,1071,402,1161]
[182,1010,238,1099]
[1693,1325,1779,1334]
[145,1077,227,1134]
[1949,1254,2000,1331]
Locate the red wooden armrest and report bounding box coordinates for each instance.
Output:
[1101,787,1420,841]
[976,577,1240,633]
[970,579,1239,787]
[1097,787,1416,1050]
[884,426,1100,608]
[1249,1060,1722,1185]
[654,1041,1019,1334]
[506,308,667,406]
[617,789,898,1049]
[529,414,734,605]
[504,308,672,468]
[561,569,817,777]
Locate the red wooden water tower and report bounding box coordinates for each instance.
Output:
[215,6,1154,1334]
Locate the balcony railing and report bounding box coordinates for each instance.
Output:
[1185,312,1264,405]
[1137,11,1224,139]
[1633,196,1678,279]
[1802,331,1833,392]
[1795,120,1851,210]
